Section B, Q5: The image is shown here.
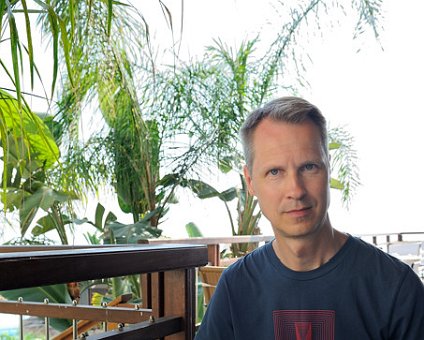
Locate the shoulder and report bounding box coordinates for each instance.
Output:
[220,242,274,286]
[350,236,410,270]
[348,236,421,287]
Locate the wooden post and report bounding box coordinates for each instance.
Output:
[141,272,163,319]
[207,244,220,266]
[163,269,195,340]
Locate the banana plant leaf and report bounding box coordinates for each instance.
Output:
[0,89,59,168]
[181,178,238,202]
[31,213,72,237]
[106,220,162,244]
[19,186,73,237]
[185,222,203,237]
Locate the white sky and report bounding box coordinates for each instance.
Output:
[306,0,424,236]
[141,0,424,238]
[1,0,424,242]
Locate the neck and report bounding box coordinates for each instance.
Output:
[272,223,348,272]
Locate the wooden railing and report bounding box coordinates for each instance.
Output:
[358,231,424,252]
[0,244,208,339]
[147,232,424,265]
[148,235,274,266]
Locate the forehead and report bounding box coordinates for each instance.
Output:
[251,118,325,163]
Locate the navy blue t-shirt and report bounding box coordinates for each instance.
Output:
[195,236,424,339]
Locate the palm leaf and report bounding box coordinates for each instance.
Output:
[8,7,22,108]
[107,0,113,36]
[21,0,35,89]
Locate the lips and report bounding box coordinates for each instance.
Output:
[284,207,312,217]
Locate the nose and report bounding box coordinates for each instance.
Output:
[285,172,306,200]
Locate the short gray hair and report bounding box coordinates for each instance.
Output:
[240,96,328,170]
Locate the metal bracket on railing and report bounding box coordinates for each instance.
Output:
[44,298,50,340]
[102,301,108,331]
[18,297,24,340]
[72,299,79,339]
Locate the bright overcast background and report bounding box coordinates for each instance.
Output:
[137,0,424,238]
[1,0,423,242]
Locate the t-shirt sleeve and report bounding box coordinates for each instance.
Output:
[195,271,235,339]
[388,269,424,338]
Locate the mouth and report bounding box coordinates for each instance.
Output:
[284,207,312,217]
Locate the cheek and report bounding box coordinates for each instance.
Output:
[255,186,281,209]
[311,179,330,207]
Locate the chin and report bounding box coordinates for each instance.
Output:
[273,222,322,239]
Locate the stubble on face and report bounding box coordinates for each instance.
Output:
[244,118,332,241]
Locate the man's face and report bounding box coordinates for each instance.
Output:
[244,118,331,239]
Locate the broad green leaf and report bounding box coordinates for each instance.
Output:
[0,89,60,168]
[2,134,44,183]
[20,187,72,236]
[19,202,38,237]
[95,202,106,230]
[218,157,233,173]
[1,188,29,212]
[183,179,237,202]
[329,141,342,150]
[105,210,118,224]
[73,217,90,225]
[158,173,179,187]
[106,220,162,243]
[185,222,203,237]
[182,179,219,199]
[330,177,345,190]
[32,213,71,236]
[26,187,70,212]
[219,187,238,202]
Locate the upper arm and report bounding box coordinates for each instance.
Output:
[195,272,235,339]
[389,270,424,338]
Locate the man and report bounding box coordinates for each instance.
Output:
[195,97,424,339]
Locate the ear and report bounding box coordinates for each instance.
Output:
[243,165,255,196]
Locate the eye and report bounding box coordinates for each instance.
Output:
[268,168,280,176]
[301,163,321,174]
[304,163,317,171]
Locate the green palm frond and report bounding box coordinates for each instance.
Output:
[329,126,360,206]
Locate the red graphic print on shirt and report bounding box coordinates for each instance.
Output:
[273,310,335,340]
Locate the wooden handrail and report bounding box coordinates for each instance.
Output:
[146,233,424,265]
[148,235,274,266]
[0,243,142,253]
[0,244,207,290]
[147,235,274,245]
[0,243,208,339]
